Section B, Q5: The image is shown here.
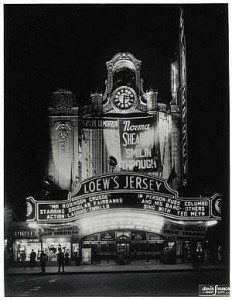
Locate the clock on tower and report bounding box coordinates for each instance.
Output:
[112,86,136,110]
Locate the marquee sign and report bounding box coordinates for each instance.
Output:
[26,173,221,223]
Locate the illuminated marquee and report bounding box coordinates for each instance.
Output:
[26,173,221,223]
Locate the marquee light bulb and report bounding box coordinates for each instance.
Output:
[27,222,39,229]
[206,220,218,227]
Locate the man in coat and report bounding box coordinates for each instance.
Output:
[57,249,65,273]
[30,249,36,269]
[40,251,47,273]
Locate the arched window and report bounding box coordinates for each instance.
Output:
[113,68,136,90]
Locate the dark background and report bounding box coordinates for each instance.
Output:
[4,4,229,245]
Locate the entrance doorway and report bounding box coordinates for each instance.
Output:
[80,230,166,264]
[116,235,130,264]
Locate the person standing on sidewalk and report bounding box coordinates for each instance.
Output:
[74,251,80,266]
[217,245,223,263]
[195,243,203,268]
[57,249,65,273]
[65,251,70,266]
[40,251,47,274]
[4,250,10,274]
[21,251,26,269]
[30,249,36,269]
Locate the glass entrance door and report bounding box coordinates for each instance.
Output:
[116,236,130,264]
[117,242,130,255]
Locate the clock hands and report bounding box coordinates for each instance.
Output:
[113,86,136,110]
[120,94,130,106]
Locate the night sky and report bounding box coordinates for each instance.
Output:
[4,3,229,232]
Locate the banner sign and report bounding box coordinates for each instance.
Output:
[132,231,146,241]
[14,230,39,239]
[118,118,156,171]
[39,225,79,236]
[81,118,119,130]
[26,173,222,224]
[81,116,165,172]
[83,234,99,241]
[163,223,206,238]
[100,231,115,241]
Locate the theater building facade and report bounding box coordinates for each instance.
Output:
[11,15,222,263]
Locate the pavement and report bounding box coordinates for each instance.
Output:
[6,260,228,275]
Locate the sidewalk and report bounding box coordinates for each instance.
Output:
[7,260,228,275]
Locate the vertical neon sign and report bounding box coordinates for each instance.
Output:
[179,8,188,186]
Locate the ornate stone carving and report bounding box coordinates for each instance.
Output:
[48,107,79,116]
[106,52,141,72]
[56,123,71,150]
[136,102,147,112]
[80,105,92,117]
[103,98,113,113]
[157,103,168,112]
[170,104,180,113]
[51,89,76,114]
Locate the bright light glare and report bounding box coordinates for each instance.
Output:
[27,222,39,229]
[206,220,218,227]
[78,209,165,237]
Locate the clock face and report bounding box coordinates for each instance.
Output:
[113,87,136,109]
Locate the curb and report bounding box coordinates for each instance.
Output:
[6,267,228,276]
